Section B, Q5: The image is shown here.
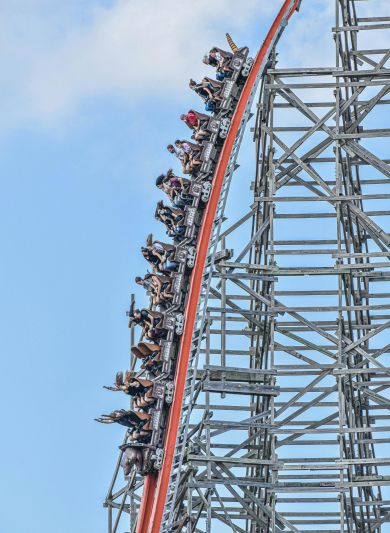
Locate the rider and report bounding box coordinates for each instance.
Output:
[203,47,233,80]
[155,200,186,242]
[156,171,192,208]
[104,371,156,409]
[131,342,162,374]
[180,110,209,141]
[135,273,174,306]
[189,78,222,112]
[120,445,143,476]
[174,139,202,174]
[141,240,179,274]
[127,302,166,340]
[189,79,215,112]
[95,410,152,443]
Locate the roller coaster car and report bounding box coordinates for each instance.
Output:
[188,181,202,198]
[187,180,211,204]
[230,47,252,77]
[149,380,174,404]
[185,110,228,141]
[197,115,233,174]
[170,272,185,306]
[202,115,231,140]
[160,339,176,373]
[154,203,190,245]
[164,381,175,404]
[162,204,200,234]
[162,311,184,336]
[144,390,177,470]
[219,48,253,110]
[189,55,253,173]
[173,243,196,269]
[218,116,232,138]
[120,442,163,475]
[199,141,218,174]
[201,181,212,202]
[150,407,164,440]
[136,399,172,472]
[183,205,202,241]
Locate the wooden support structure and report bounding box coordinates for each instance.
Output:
[104,1,390,531]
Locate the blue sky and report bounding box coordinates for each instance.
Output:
[0,1,386,532]
[0,2,283,532]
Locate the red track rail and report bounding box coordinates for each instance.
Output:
[136,2,300,532]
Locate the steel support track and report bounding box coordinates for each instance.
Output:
[135,2,301,532]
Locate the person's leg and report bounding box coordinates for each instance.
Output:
[153,315,163,328]
[141,390,155,406]
[163,289,174,300]
[152,350,162,363]
[141,359,153,371]
[174,213,184,223]
[143,391,153,407]
[165,260,179,271]
[173,198,185,208]
[197,127,208,139]
[143,421,152,431]
[174,227,185,239]
[134,397,141,408]
[136,396,147,407]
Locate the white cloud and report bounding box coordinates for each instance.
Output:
[1,0,385,132]
[0,0,278,130]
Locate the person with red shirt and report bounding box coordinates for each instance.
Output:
[180,110,209,141]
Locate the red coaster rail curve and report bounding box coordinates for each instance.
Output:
[136,2,300,531]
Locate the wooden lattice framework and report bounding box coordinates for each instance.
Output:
[104,1,390,531]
